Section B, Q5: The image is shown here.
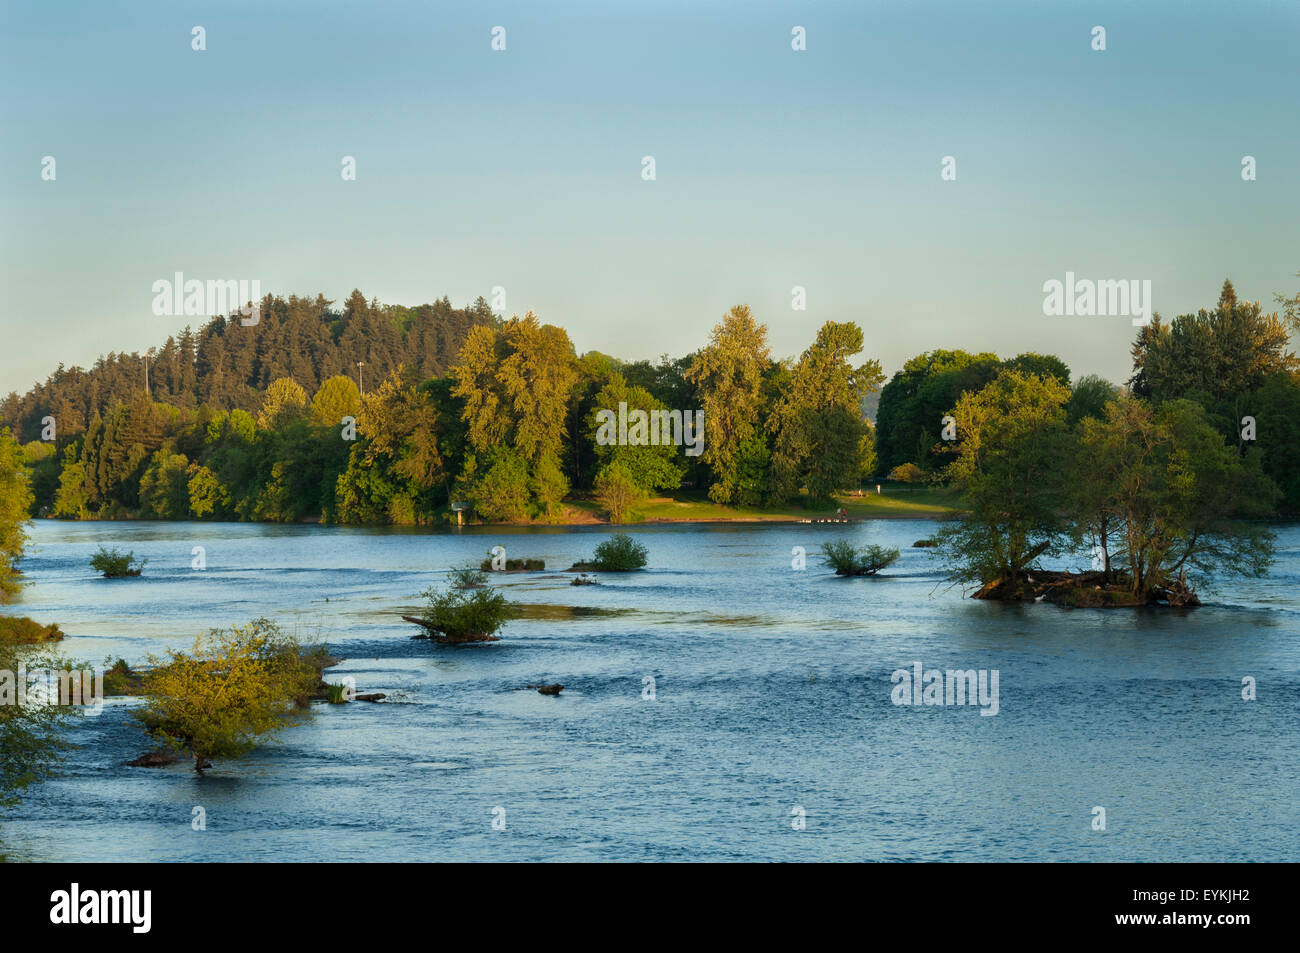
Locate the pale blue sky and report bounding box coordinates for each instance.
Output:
[2,0,1297,395]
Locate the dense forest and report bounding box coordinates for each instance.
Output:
[2,279,1298,536]
[0,290,496,440]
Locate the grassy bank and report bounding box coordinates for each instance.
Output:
[32,485,959,527]
[560,484,958,524]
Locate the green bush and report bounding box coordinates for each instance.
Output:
[479,556,545,572]
[90,546,145,578]
[821,539,899,576]
[325,682,350,704]
[419,584,511,643]
[580,534,648,572]
[0,615,63,645]
[450,565,488,589]
[103,657,142,696]
[887,463,927,484]
[594,462,646,523]
[135,619,322,772]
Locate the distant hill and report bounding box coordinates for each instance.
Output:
[1,290,497,442]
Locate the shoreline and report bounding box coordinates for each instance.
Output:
[32,488,960,528]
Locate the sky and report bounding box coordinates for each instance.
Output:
[2,0,1297,396]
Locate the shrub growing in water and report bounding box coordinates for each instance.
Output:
[0,616,63,645]
[136,618,323,772]
[478,556,545,572]
[90,546,145,578]
[418,584,511,643]
[576,534,648,571]
[821,539,899,576]
[450,565,488,589]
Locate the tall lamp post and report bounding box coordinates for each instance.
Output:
[357,361,365,395]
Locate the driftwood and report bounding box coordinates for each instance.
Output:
[973,568,1200,607]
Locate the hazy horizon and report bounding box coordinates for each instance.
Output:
[3,0,1297,396]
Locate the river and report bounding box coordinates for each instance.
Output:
[2,518,1297,861]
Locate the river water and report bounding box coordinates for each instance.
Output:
[2,519,1297,861]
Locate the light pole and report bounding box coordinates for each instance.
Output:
[357,361,365,395]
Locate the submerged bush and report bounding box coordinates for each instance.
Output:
[450,565,488,589]
[136,618,322,772]
[103,657,142,696]
[419,584,511,643]
[821,539,899,576]
[0,615,63,645]
[579,534,648,572]
[90,546,145,578]
[479,556,545,572]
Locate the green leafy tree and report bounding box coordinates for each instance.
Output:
[451,313,578,518]
[935,371,1074,594]
[594,460,645,522]
[334,369,448,524]
[52,442,90,518]
[138,449,191,518]
[888,462,926,484]
[874,349,1003,476]
[186,463,227,518]
[589,372,685,494]
[0,641,74,809]
[19,440,59,516]
[685,305,771,503]
[256,377,309,430]
[465,448,530,522]
[767,321,884,504]
[309,374,361,427]
[1248,372,1300,515]
[137,619,319,772]
[335,450,401,524]
[0,429,34,602]
[1001,353,1071,384]
[1130,280,1296,405]
[1070,395,1277,599]
[1066,374,1118,426]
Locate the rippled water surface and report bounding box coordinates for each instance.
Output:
[3,519,1297,861]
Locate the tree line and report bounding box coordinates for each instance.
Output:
[2,278,1298,531]
[0,289,496,440]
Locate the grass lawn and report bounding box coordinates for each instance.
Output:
[562,484,958,523]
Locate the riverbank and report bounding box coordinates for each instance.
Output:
[534,487,959,525]
[34,485,961,527]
